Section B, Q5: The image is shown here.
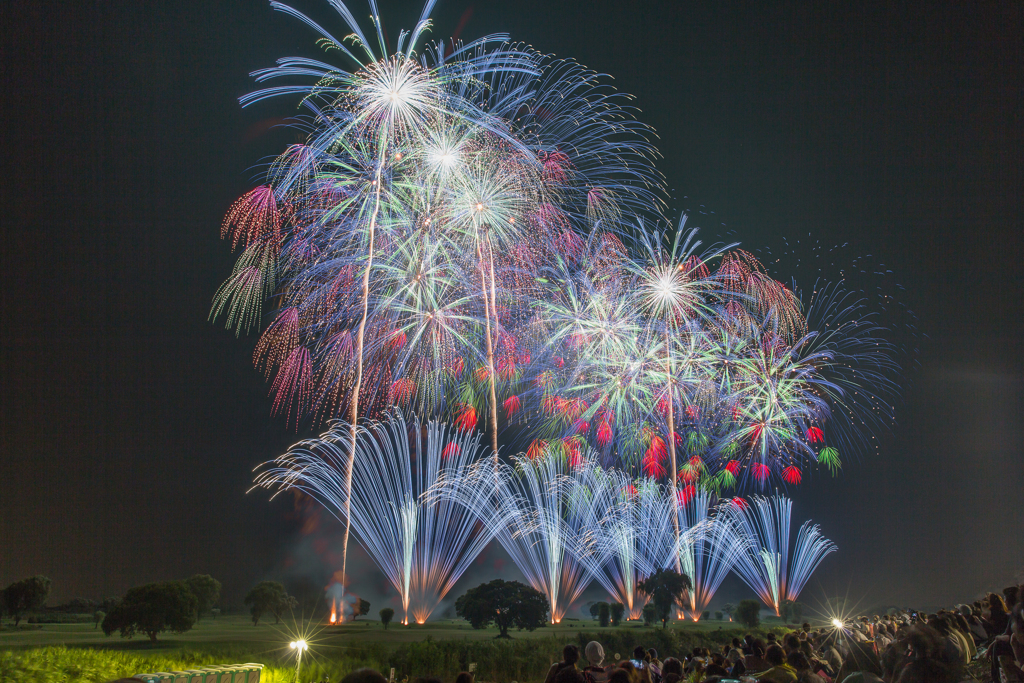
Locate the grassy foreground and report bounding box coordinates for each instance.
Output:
[0,616,787,682]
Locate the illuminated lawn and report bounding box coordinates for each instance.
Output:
[1,615,786,682]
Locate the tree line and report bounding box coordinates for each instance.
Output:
[2,569,795,640]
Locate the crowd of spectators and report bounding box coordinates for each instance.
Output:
[334,580,1024,683]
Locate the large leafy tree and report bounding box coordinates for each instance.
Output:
[244,581,296,626]
[379,607,394,630]
[781,599,803,623]
[354,598,371,620]
[2,576,51,627]
[101,581,198,643]
[735,599,762,629]
[637,569,692,629]
[184,574,222,620]
[455,579,548,638]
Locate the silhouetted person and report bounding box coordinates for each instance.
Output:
[342,669,388,683]
[545,644,582,683]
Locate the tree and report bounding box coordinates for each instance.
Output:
[93,610,105,629]
[702,610,710,620]
[722,603,736,620]
[781,599,803,623]
[588,602,601,621]
[2,576,52,627]
[735,599,761,629]
[642,604,657,626]
[610,602,625,626]
[244,581,296,626]
[715,611,723,621]
[352,598,370,620]
[637,569,692,629]
[101,581,198,643]
[380,607,394,630]
[185,574,222,621]
[455,579,548,638]
[598,603,610,627]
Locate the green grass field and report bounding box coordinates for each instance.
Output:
[0,615,789,683]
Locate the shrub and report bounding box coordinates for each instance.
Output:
[27,613,93,624]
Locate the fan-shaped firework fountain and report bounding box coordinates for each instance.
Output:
[566,461,682,619]
[254,411,493,625]
[429,448,595,623]
[725,495,837,616]
[676,490,748,621]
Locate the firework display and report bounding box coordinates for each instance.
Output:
[524,218,888,492]
[565,458,683,619]
[216,0,912,621]
[254,411,494,625]
[429,448,596,623]
[677,490,749,621]
[725,495,837,616]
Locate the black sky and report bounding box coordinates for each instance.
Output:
[1,0,1021,613]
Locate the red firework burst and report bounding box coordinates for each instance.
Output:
[221,185,281,250]
[643,445,667,478]
[527,439,547,460]
[503,395,521,418]
[455,404,477,431]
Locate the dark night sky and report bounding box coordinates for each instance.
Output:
[2,0,1021,614]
